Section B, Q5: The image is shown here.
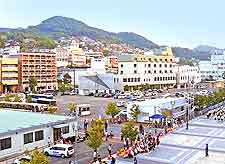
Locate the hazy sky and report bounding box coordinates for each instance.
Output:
[0,0,225,48]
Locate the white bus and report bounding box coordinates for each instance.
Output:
[0,101,47,112]
[27,94,55,104]
[77,104,91,116]
[37,98,57,106]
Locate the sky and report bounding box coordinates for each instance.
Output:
[0,0,225,48]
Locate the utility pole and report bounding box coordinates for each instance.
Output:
[73,68,76,91]
[72,111,79,164]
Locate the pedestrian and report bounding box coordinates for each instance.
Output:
[93,149,97,160]
[134,156,137,164]
[105,130,108,141]
[105,120,108,132]
[108,144,112,155]
[156,136,160,146]
[205,144,209,157]
[48,137,51,146]
[111,156,116,164]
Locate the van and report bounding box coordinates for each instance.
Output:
[44,144,74,158]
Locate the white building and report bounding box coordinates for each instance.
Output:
[199,50,225,80]
[176,65,201,88]
[127,97,189,122]
[3,45,20,55]
[0,110,77,160]
[53,46,69,68]
[113,47,177,91]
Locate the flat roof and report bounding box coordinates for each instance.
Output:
[0,109,74,135]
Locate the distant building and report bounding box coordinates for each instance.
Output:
[3,42,20,55]
[199,50,225,80]
[114,47,177,91]
[0,110,77,160]
[0,55,19,92]
[53,46,69,68]
[68,47,87,67]
[85,51,103,59]
[176,65,201,88]
[18,52,57,91]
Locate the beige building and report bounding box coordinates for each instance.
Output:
[0,56,19,92]
[19,52,57,91]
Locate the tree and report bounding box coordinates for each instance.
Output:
[21,147,48,164]
[68,103,77,113]
[27,95,32,103]
[105,102,120,119]
[0,81,3,94]
[47,105,57,114]
[3,93,13,102]
[14,95,21,102]
[161,110,170,126]
[121,121,138,144]
[63,73,72,84]
[58,83,67,95]
[85,119,104,151]
[28,77,37,93]
[124,85,129,91]
[130,104,141,122]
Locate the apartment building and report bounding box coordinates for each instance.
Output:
[114,47,177,91]
[0,56,19,92]
[53,46,69,68]
[68,47,87,67]
[176,65,201,88]
[18,52,57,91]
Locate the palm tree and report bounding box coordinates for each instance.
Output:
[161,110,170,126]
[68,103,77,113]
[28,77,37,93]
[130,104,141,122]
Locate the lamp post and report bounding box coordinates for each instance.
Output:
[72,111,79,164]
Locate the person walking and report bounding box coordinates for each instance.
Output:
[105,120,108,132]
[111,156,116,164]
[105,130,108,141]
[108,144,112,155]
[134,156,137,164]
[156,136,160,146]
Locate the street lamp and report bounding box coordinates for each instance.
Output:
[72,111,79,164]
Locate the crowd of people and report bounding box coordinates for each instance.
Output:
[206,106,225,121]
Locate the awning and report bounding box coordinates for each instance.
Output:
[149,114,163,119]
[53,124,69,129]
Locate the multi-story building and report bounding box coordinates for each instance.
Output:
[199,50,225,80]
[176,65,201,88]
[53,46,69,68]
[18,52,57,91]
[68,47,87,67]
[0,56,19,92]
[114,47,177,91]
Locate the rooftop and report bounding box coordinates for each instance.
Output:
[0,109,73,135]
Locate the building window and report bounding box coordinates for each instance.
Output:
[134,64,137,68]
[123,78,127,82]
[170,70,173,73]
[165,70,167,73]
[154,70,156,73]
[137,78,140,82]
[24,132,33,144]
[163,77,165,81]
[144,70,147,74]
[170,59,173,62]
[165,77,168,80]
[114,78,116,83]
[149,78,151,81]
[131,78,134,82]
[170,64,172,67]
[159,70,162,73]
[148,64,151,67]
[148,70,151,74]
[160,77,162,81]
[0,138,11,150]
[134,78,137,82]
[165,59,168,62]
[128,78,130,82]
[157,77,160,81]
[144,64,146,67]
[121,64,123,68]
[154,64,156,67]
[35,130,44,141]
[144,79,145,82]
[160,59,163,62]
[62,126,69,134]
[134,70,137,74]
[159,64,162,67]
[154,77,157,81]
[165,64,167,67]
[148,58,152,62]
[120,71,123,75]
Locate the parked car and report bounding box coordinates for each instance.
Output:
[104,93,112,98]
[118,94,127,99]
[88,92,94,96]
[14,156,31,164]
[116,101,126,107]
[44,144,74,158]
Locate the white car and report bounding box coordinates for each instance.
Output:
[14,156,31,164]
[44,144,74,158]
[116,101,126,107]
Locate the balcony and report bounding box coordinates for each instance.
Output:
[2,80,18,85]
[2,67,18,71]
[2,72,18,78]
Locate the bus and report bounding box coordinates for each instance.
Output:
[0,101,48,112]
[37,98,57,106]
[76,104,91,116]
[27,94,55,103]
